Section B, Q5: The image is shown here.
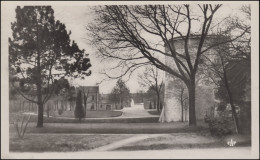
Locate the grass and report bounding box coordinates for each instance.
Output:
[148,110,161,115]
[9,133,132,152]
[9,122,208,134]
[9,132,251,152]
[114,133,251,151]
[53,110,123,118]
[10,113,160,124]
[115,142,225,150]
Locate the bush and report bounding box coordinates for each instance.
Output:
[14,114,31,138]
[74,90,85,121]
[58,109,63,115]
[205,111,234,137]
[204,104,235,137]
[149,102,152,109]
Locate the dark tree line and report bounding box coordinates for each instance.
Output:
[9,6,91,127]
[87,5,249,126]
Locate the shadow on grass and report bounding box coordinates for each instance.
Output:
[9,134,132,152]
[10,122,208,134]
[13,115,160,123]
[148,110,161,115]
[115,141,251,151]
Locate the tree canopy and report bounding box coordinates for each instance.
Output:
[88,5,230,125]
[110,79,130,108]
[9,6,91,127]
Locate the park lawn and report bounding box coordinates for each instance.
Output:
[9,110,123,124]
[114,133,251,151]
[10,113,160,124]
[148,110,161,115]
[9,121,208,134]
[52,110,123,118]
[9,133,132,152]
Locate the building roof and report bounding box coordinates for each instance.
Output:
[165,34,229,46]
[130,93,150,103]
[99,94,114,104]
[76,86,99,93]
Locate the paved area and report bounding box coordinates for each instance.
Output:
[92,134,165,151]
[23,104,159,120]
[4,147,254,159]
[119,104,159,118]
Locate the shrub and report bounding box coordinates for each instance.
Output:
[149,102,152,109]
[205,111,235,137]
[14,114,31,138]
[74,90,85,121]
[58,109,63,115]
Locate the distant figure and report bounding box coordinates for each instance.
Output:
[130,99,134,107]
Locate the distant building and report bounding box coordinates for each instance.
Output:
[76,86,129,110]
[76,86,99,110]
[130,93,161,110]
[98,94,118,110]
[163,35,227,122]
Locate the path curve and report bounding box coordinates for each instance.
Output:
[119,104,159,118]
[92,134,166,151]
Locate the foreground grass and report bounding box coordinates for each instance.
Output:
[148,110,161,115]
[114,133,251,151]
[49,110,123,118]
[10,113,159,124]
[10,132,251,152]
[10,133,132,152]
[10,122,208,134]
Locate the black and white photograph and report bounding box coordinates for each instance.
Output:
[1,1,259,159]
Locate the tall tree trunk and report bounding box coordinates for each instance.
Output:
[36,48,43,127]
[120,96,122,109]
[180,88,184,122]
[156,91,160,113]
[57,100,59,110]
[188,78,196,126]
[36,82,43,127]
[223,67,240,134]
[47,104,49,118]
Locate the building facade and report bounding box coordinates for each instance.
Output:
[162,35,226,122]
[76,86,99,110]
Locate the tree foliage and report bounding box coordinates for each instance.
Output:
[138,65,164,112]
[9,6,91,127]
[87,4,242,125]
[74,90,85,121]
[110,79,130,108]
[202,5,251,133]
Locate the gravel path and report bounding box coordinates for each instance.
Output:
[119,104,159,118]
[92,134,167,151]
[23,104,159,119]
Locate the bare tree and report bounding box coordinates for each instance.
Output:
[110,79,130,109]
[138,65,164,112]
[173,79,189,122]
[87,4,249,126]
[80,88,90,115]
[202,5,251,134]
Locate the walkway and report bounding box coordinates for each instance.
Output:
[5,147,253,159]
[92,134,165,151]
[23,104,159,120]
[119,103,159,118]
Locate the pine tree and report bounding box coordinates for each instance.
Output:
[9,6,91,127]
[74,90,85,122]
[110,79,130,109]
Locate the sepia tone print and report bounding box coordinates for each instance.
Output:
[1,1,259,159]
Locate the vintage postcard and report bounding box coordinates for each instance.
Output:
[1,1,259,159]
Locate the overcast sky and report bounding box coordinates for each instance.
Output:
[6,4,245,94]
